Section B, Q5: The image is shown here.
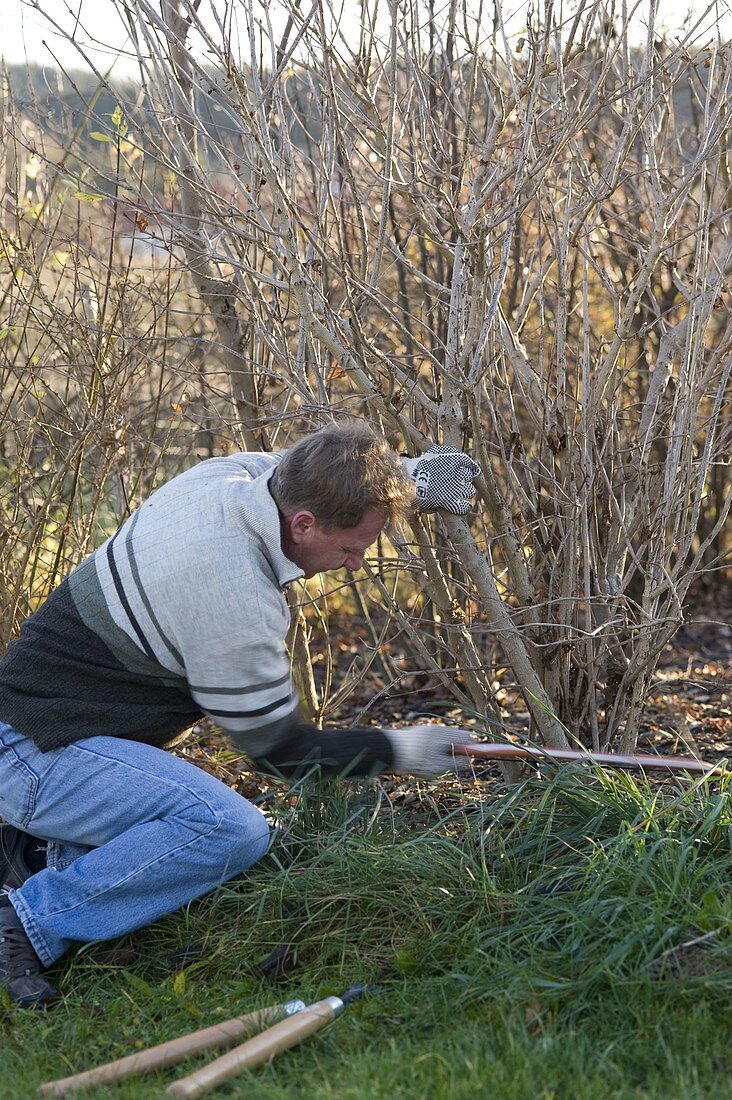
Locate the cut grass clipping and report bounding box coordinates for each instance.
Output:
[6,764,732,1098]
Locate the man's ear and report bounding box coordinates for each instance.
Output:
[283,509,317,544]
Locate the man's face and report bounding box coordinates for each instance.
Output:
[284,507,386,578]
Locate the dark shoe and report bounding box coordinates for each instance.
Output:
[0,824,46,890]
[0,901,58,1007]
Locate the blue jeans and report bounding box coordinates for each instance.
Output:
[0,722,270,967]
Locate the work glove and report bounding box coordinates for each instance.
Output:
[383,726,476,779]
[402,445,481,515]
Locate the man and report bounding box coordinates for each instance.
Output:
[0,422,480,1006]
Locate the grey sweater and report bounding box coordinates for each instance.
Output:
[0,453,393,776]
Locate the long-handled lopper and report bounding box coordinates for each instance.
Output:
[166,983,375,1098]
[455,741,729,776]
[38,984,374,1098]
[38,998,308,1096]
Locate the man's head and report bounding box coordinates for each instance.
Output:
[271,421,414,577]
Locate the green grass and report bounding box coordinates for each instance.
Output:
[4,766,732,1098]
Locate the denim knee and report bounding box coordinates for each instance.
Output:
[171,792,269,878]
[216,811,270,880]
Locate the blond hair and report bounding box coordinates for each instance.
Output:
[270,422,414,529]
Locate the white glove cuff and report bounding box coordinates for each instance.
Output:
[383,727,475,779]
[385,729,432,775]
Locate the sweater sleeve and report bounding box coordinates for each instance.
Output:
[183,626,301,761]
[238,717,395,778]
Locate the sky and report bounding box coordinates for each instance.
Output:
[1,0,731,81]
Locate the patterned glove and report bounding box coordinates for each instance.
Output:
[402,445,480,515]
[383,726,476,779]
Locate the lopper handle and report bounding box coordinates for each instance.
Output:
[38,1005,289,1096]
[166,998,339,1098]
[455,742,728,775]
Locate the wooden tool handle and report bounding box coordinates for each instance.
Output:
[454,742,728,775]
[38,1005,287,1096]
[166,999,338,1099]
[451,739,726,774]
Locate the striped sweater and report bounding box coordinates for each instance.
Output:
[0,453,393,775]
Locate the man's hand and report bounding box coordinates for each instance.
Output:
[383,725,476,779]
[402,445,480,515]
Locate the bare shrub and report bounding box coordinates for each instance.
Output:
[2,1,730,753]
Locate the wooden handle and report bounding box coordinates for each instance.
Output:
[38,1005,288,1096]
[166,999,338,1099]
[455,742,728,776]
